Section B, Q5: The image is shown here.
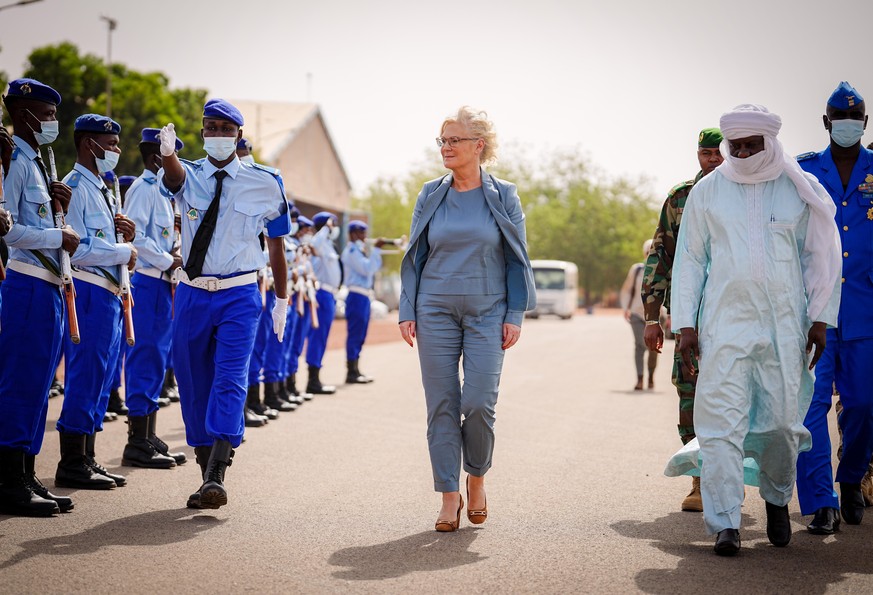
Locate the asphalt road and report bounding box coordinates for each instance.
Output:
[1,311,870,594]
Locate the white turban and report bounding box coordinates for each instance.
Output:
[716,104,840,322]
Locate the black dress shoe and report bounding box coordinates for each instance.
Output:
[713,528,740,556]
[840,483,865,525]
[807,506,840,535]
[244,407,267,428]
[765,501,791,547]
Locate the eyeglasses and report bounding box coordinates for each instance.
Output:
[435,136,479,148]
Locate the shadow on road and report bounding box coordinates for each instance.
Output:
[0,508,225,570]
[329,528,485,580]
[612,511,873,593]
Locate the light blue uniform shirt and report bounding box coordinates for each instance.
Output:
[420,186,506,295]
[160,156,289,276]
[310,225,341,288]
[124,169,175,272]
[2,136,63,270]
[64,163,131,283]
[341,242,382,289]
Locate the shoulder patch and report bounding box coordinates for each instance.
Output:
[67,171,81,188]
[143,177,157,185]
[667,179,694,198]
[796,151,817,161]
[10,147,20,160]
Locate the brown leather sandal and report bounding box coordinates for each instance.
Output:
[435,495,464,532]
[466,476,488,525]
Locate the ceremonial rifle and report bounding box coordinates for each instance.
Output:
[47,147,80,343]
[113,175,135,346]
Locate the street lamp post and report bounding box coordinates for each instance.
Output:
[100,15,117,118]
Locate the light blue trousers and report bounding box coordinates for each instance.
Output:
[416,292,506,493]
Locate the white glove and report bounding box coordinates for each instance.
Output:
[159,123,177,157]
[272,296,288,342]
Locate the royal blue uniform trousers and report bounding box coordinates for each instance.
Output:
[247,291,272,386]
[173,283,260,448]
[345,291,370,361]
[797,331,873,515]
[281,305,300,378]
[0,271,64,453]
[306,288,335,368]
[263,290,292,383]
[124,273,173,417]
[289,292,311,375]
[57,280,122,435]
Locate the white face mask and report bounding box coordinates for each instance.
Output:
[354,239,366,251]
[730,149,768,176]
[239,154,255,164]
[203,137,237,161]
[329,226,340,241]
[289,221,299,236]
[32,120,59,145]
[93,149,120,174]
[830,119,865,148]
[300,233,313,245]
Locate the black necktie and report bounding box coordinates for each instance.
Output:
[184,170,227,280]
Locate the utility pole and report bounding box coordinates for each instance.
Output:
[100,16,117,118]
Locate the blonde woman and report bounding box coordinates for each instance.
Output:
[399,107,536,531]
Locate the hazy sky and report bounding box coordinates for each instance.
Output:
[2,0,873,201]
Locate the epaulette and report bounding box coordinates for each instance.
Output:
[250,162,280,177]
[796,151,817,161]
[10,147,19,160]
[143,176,157,185]
[667,179,694,198]
[180,157,205,170]
[67,171,82,188]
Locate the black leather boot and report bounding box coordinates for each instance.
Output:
[288,373,313,401]
[306,365,336,395]
[107,387,129,416]
[198,440,234,509]
[264,381,296,412]
[49,376,64,399]
[162,368,181,403]
[0,450,60,517]
[85,433,126,487]
[122,415,176,468]
[187,445,213,509]
[841,482,865,525]
[346,359,373,384]
[55,433,116,490]
[282,377,305,405]
[147,411,187,465]
[24,453,73,512]
[247,384,279,420]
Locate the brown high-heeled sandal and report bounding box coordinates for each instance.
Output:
[435,494,464,532]
[466,476,488,525]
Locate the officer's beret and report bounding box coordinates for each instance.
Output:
[140,127,184,151]
[237,137,252,151]
[75,113,121,135]
[348,220,368,232]
[313,211,337,227]
[119,175,136,187]
[698,128,723,148]
[5,78,61,106]
[203,98,244,127]
[297,216,314,228]
[290,206,301,219]
[828,81,864,110]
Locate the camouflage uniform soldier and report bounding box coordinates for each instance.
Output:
[641,128,723,512]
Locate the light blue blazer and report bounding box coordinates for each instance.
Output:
[399,168,536,326]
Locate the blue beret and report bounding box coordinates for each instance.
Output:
[290,206,300,218]
[140,127,183,152]
[237,137,252,151]
[75,113,121,135]
[203,98,244,127]
[119,175,136,187]
[101,171,116,184]
[348,220,368,232]
[828,81,864,109]
[5,78,61,106]
[313,211,337,227]
[297,216,314,228]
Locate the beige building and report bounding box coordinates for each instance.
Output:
[231,100,351,218]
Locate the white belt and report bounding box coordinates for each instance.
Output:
[319,284,337,294]
[72,269,122,296]
[347,285,373,297]
[136,267,173,282]
[7,259,62,286]
[176,269,259,292]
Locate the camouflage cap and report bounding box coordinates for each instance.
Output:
[698,128,723,148]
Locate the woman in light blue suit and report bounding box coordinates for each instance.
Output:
[399,107,536,532]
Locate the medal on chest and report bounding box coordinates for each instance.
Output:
[96,229,106,239]
[186,208,198,221]
[37,204,48,218]
[161,227,170,238]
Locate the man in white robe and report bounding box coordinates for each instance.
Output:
[667,104,841,556]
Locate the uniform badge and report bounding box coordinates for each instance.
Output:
[20,82,31,95]
[37,204,48,218]
[104,121,114,132]
[867,207,873,221]
[186,208,198,221]
[161,227,170,238]
[858,182,873,194]
[866,174,873,184]
[96,229,105,239]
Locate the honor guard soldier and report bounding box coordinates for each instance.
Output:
[101,170,128,421]
[796,82,873,534]
[0,78,78,516]
[119,128,188,469]
[55,114,137,491]
[280,209,306,405]
[341,220,384,383]
[157,98,292,510]
[306,211,341,394]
